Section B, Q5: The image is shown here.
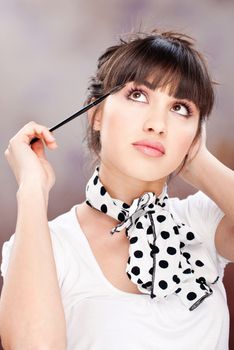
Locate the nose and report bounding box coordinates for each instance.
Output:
[143,106,167,136]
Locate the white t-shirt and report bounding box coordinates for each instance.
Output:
[1,191,231,350]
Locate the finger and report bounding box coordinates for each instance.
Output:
[31,138,46,159]
[16,122,54,146]
[31,130,57,148]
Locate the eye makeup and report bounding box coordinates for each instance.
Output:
[125,83,149,102]
[171,101,194,117]
[124,82,197,117]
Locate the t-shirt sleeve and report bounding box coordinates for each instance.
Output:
[171,191,231,268]
[1,224,67,289]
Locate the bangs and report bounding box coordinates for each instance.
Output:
[101,36,214,117]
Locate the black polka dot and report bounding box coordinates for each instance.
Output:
[118,212,125,221]
[159,280,168,290]
[130,237,138,244]
[147,226,153,235]
[187,292,197,301]
[180,242,185,249]
[196,277,206,284]
[127,272,131,280]
[100,204,107,213]
[122,203,130,209]
[131,266,140,275]
[159,260,169,268]
[178,262,182,268]
[86,200,92,208]
[195,260,204,267]
[187,232,195,241]
[149,267,154,275]
[175,287,181,294]
[183,252,191,260]
[173,275,180,284]
[183,268,192,274]
[200,284,207,291]
[161,231,170,239]
[137,278,143,284]
[93,176,98,185]
[100,186,106,196]
[157,215,166,223]
[142,281,152,288]
[136,222,143,229]
[167,247,177,255]
[150,244,159,255]
[127,256,131,264]
[134,250,143,258]
[148,203,154,209]
[173,226,179,235]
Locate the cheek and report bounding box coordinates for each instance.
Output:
[172,125,198,160]
[99,101,133,141]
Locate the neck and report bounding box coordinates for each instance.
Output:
[98,163,167,205]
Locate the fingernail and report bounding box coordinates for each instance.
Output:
[48,136,55,142]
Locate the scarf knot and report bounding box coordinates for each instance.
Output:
[110,191,168,234]
[86,167,219,311]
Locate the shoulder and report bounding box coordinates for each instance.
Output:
[169,190,224,230]
[49,206,76,233]
[169,191,230,268]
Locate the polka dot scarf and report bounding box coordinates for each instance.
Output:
[86,166,219,311]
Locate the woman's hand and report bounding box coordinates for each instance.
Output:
[179,122,211,188]
[4,121,58,195]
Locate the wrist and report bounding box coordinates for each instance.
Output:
[17,181,49,207]
[186,147,211,173]
[180,148,214,190]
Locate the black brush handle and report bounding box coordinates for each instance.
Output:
[30,84,124,145]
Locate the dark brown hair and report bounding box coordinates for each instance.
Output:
[84,29,215,172]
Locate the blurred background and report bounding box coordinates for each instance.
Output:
[0,0,234,348]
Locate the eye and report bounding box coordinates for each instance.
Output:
[171,103,192,117]
[127,88,148,103]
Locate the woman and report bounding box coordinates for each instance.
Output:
[0,29,233,350]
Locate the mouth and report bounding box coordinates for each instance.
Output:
[132,140,165,158]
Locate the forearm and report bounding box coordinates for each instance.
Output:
[0,184,67,350]
[184,149,234,223]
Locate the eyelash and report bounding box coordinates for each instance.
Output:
[125,87,193,117]
[126,87,146,101]
[173,101,193,117]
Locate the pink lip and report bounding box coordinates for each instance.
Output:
[132,140,165,157]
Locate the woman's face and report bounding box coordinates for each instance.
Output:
[92,81,200,183]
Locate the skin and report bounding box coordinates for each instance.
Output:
[88,81,234,263]
[6,82,234,265]
[91,81,200,204]
[2,81,234,347]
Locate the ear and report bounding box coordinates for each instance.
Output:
[87,104,103,131]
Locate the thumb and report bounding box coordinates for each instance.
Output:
[31,139,46,159]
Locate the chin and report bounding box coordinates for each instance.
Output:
[119,162,169,183]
